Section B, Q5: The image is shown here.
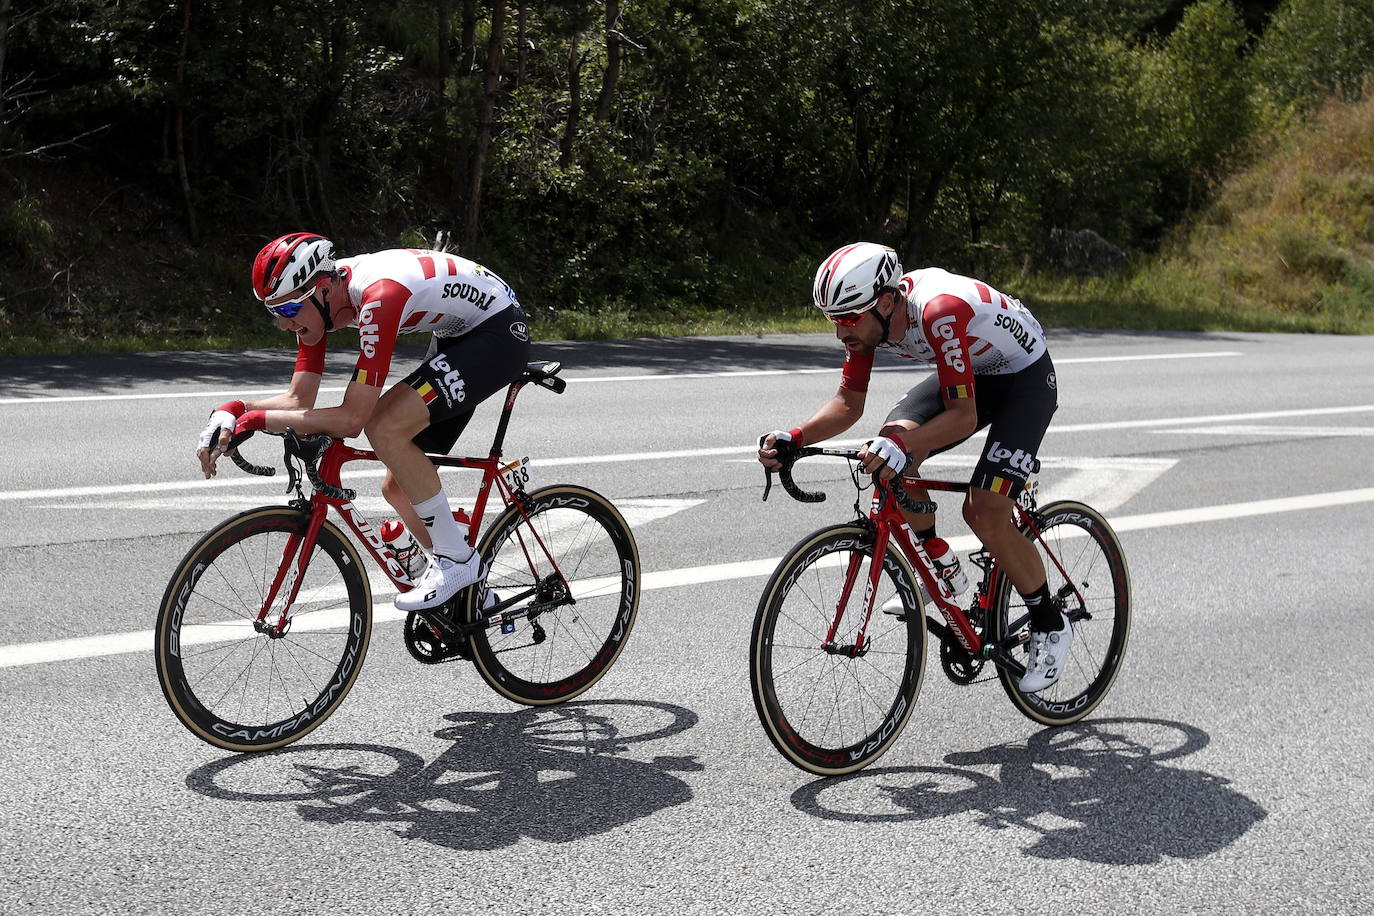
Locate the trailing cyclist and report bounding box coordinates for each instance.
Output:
[756,242,1067,692]
[194,233,530,612]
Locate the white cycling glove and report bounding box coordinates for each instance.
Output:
[198,401,245,451]
[759,428,805,452]
[760,429,792,449]
[864,436,908,475]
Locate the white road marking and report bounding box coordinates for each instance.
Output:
[1152,425,1374,438]
[3,483,1371,670]
[1053,404,1374,433]
[8,401,1366,504]
[0,350,1242,405]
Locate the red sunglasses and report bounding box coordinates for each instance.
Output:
[829,309,871,328]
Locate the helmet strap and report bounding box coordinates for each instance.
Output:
[873,292,894,343]
[309,279,334,332]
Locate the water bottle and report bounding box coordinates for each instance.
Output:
[380,519,429,581]
[924,536,970,597]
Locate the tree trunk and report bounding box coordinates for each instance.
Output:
[436,0,453,206]
[173,0,200,244]
[463,0,506,253]
[514,1,528,90]
[437,0,451,97]
[559,32,582,169]
[312,12,347,237]
[0,0,12,125]
[594,0,620,121]
[460,0,478,75]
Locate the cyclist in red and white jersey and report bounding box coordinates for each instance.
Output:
[757,242,1068,691]
[195,233,530,612]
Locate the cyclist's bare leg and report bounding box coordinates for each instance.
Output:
[369,385,443,550]
[963,487,1046,594]
[879,420,935,532]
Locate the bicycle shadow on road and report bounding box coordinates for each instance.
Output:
[791,717,1267,865]
[185,698,702,850]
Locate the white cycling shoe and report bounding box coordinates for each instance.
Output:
[880,595,910,617]
[1018,613,1073,693]
[394,550,485,612]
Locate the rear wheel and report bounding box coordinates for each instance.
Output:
[991,500,1130,726]
[155,507,372,752]
[463,485,640,705]
[750,524,927,777]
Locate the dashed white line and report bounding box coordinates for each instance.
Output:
[3,484,1371,670]
[0,350,1242,405]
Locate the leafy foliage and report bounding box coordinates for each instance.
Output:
[1,0,1372,345]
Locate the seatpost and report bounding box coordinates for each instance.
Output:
[486,381,525,459]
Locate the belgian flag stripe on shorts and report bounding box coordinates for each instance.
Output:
[353,368,380,386]
[415,381,439,404]
[989,476,1016,496]
[944,384,971,400]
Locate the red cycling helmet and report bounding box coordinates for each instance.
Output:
[252,232,336,306]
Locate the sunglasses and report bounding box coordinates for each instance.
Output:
[266,285,321,319]
[829,309,871,328]
[267,300,306,318]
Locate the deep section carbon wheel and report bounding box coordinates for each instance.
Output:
[991,500,1131,726]
[750,524,927,777]
[155,507,371,752]
[463,485,640,705]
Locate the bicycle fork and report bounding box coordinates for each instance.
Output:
[821,525,899,658]
[255,508,330,638]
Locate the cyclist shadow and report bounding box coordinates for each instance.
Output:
[791,717,1267,865]
[186,698,702,851]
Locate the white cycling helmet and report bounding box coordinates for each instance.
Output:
[812,242,902,316]
[252,232,336,306]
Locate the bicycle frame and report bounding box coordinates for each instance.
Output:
[831,472,1082,674]
[251,377,541,637]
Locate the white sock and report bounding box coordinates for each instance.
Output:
[411,491,473,562]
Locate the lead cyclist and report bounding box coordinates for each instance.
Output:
[757,242,1067,691]
[193,233,531,613]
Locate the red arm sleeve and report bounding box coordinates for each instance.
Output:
[350,279,411,388]
[294,336,327,375]
[921,295,976,401]
[839,348,875,392]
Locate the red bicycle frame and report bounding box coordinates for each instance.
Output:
[249,375,546,636]
[823,472,1079,661]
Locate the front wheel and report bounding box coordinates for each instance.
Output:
[155,507,372,752]
[750,524,927,777]
[463,485,640,705]
[991,500,1131,726]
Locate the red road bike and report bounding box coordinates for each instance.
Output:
[750,445,1131,776]
[155,361,641,753]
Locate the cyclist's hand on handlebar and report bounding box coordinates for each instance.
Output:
[196,400,245,479]
[758,428,801,471]
[858,436,908,480]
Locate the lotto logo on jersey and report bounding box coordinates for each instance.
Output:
[987,440,1037,476]
[358,304,381,358]
[427,354,468,405]
[930,315,967,373]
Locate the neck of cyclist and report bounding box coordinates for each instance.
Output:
[873,290,902,344]
[314,277,355,332]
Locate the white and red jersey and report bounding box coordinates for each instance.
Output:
[294,249,520,388]
[840,268,1046,401]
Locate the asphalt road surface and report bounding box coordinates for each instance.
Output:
[3,329,1372,913]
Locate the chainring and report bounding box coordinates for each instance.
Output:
[939,633,985,685]
[402,610,470,664]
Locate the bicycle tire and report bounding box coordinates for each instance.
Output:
[155,506,372,752]
[750,523,927,777]
[991,499,1131,726]
[463,484,640,705]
